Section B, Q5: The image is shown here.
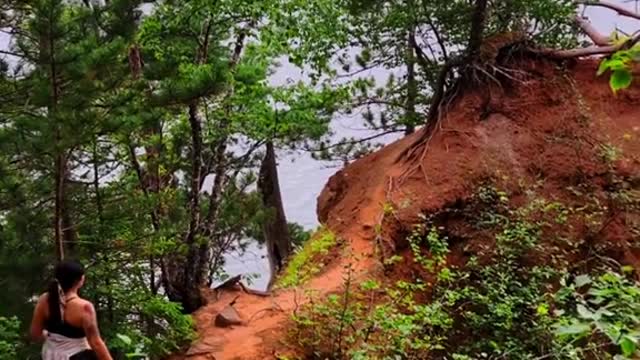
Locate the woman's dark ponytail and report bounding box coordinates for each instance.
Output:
[47,260,85,325]
[47,279,62,324]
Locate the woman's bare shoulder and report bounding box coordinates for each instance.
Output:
[37,293,48,303]
[69,297,94,312]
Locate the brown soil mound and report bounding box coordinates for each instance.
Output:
[320,58,640,269]
[171,58,640,360]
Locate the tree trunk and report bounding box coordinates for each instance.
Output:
[92,139,114,324]
[405,27,418,136]
[398,0,489,162]
[185,102,203,247]
[258,141,291,289]
[128,44,165,296]
[163,26,248,312]
[61,172,77,253]
[163,21,217,312]
[164,102,207,313]
[54,152,65,261]
[42,12,67,261]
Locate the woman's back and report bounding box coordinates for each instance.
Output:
[42,294,89,338]
[31,260,113,360]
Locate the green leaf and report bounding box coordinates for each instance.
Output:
[610,69,633,93]
[537,303,549,316]
[574,274,591,287]
[554,321,591,336]
[116,333,132,346]
[577,304,597,320]
[608,59,628,71]
[620,336,637,357]
[621,265,634,274]
[598,59,611,76]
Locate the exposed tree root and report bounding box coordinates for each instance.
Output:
[396,0,640,185]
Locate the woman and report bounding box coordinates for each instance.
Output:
[30,260,113,360]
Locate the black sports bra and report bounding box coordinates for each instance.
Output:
[44,298,86,339]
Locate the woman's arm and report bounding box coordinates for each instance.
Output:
[29,294,47,342]
[81,302,113,360]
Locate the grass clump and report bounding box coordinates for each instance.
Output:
[278,226,338,288]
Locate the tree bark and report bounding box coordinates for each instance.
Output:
[162,24,249,312]
[258,141,291,289]
[129,44,164,296]
[185,102,203,247]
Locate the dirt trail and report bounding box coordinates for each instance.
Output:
[173,58,640,360]
[173,134,414,360]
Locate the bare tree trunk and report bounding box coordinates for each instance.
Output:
[185,102,203,246]
[258,141,291,289]
[162,25,249,312]
[164,101,206,312]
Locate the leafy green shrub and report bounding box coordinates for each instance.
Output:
[106,296,194,359]
[289,185,640,359]
[291,265,365,358]
[112,333,147,359]
[598,42,640,93]
[554,270,640,359]
[0,316,20,360]
[141,297,195,357]
[278,227,338,288]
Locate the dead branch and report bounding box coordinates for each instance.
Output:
[578,0,640,21]
[575,15,611,46]
[538,1,640,57]
[540,32,640,58]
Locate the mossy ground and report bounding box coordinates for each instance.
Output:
[278,227,339,288]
